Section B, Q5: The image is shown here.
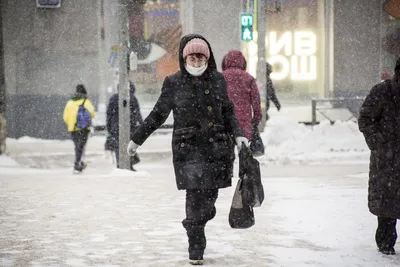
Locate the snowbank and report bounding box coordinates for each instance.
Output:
[260,118,369,164]
[6,119,370,165]
[10,136,71,143]
[0,155,20,167]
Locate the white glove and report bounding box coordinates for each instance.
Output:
[127,140,140,156]
[235,137,249,151]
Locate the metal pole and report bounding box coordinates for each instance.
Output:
[0,0,5,115]
[0,1,6,155]
[325,0,334,97]
[118,0,131,170]
[311,99,317,125]
[97,0,107,113]
[256,0,267,132]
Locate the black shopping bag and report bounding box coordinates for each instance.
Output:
[250,125,265,157]
[132,153,140,165]
[239,147,264,208]
[228,178,255,229]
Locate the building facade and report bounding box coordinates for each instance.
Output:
[2,0,104,139]
[244,0,391,100]
[1,0,399,139]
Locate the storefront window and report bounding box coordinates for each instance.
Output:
[131,0,181,105]
[265,0,326,99]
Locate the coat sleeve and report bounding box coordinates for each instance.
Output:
[106,97,114,133]
[218,75,244,138]
[358,85,387,150]
[131,77,173,145]
[250,79,262,122]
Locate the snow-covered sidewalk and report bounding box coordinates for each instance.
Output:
[0,162,397,267]
[3,118,370,168]
[260,118,369,164]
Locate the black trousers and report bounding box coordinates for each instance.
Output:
[182,189,218,259]
[376,217,397,250]
[71,130,89,165]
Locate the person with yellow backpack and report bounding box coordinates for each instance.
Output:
[63,84,96,173]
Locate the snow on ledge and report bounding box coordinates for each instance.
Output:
[0,155,20,167]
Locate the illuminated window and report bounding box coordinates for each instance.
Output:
[267,31,317,81]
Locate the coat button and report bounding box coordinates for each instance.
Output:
[208,122,213,127]
[209,138,214,142]
[205,90,210,94]
[207,106,212,111]
[181,143,185,147]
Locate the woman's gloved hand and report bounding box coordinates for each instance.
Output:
[235,137,249,151]
[127,140,140,156]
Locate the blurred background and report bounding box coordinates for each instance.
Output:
[0,0,399,140]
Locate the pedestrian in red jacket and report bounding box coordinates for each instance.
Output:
[222,50,262,139]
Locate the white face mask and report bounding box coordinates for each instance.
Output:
[185,64,208,76]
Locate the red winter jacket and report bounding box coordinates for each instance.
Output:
[222,50,262,139]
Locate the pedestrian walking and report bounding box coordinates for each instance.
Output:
[63,84,95,173]
[265,62,281,121]
[222,50,262,140]
[358,57,400,255]
[106,81,143,170]
[126,34,248,265]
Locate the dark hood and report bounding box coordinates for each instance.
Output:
[178,34,217,75]
[222,50,246,71]
[71,92,86,101]
[130,81,136,95]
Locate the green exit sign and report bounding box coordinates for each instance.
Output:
[241,14,253,41]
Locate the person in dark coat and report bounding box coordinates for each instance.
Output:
[358,57,400,255]
[127,34,248,265]
[222,50,262,140]
[265,62,281,120]
[106,81,143,170]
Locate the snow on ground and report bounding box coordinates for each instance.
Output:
[260,118,369,164]
[6,133,171,155]
[4,119,369,167]
[0,115,391,266]
[0,163,396,267]
[0,155,20,167]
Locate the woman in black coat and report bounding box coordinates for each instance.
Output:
[358,58,400,255]
[127,34,248,265]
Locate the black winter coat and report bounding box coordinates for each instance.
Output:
[266,68,280,111]
[131,34,244,190]
[358,79,400,219]
[106,82,143,139]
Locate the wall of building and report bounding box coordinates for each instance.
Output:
[3,0,101,139]
[333,0,382,97]
[0,0,4,114]
[189,0,242,70]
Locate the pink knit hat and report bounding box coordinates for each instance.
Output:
[183,38,210,59]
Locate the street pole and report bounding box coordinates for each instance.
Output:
[256,0,267,132]
[0,1,6,154]
[97,0,107,114]
[118,0,131,170]
[325,0,334,97]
